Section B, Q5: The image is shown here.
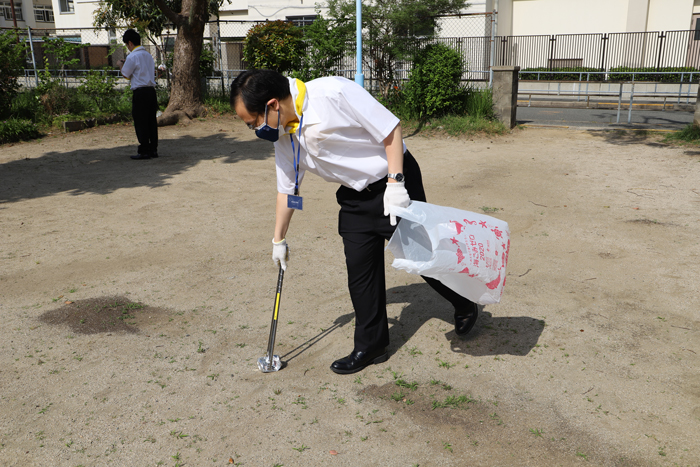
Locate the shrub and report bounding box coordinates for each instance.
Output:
[10,90,49,124]
[608,66,699,82]
[402,43,466,120]
[243,20,304,73]
[80,69,118,112]
[0,30,27,118]
[520,67,603,81]
[0,119,40,144]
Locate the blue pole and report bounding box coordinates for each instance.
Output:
[355,0,364,88]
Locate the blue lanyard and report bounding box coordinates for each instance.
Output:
[289,114,303,196]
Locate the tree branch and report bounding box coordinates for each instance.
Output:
[152,0,182,26]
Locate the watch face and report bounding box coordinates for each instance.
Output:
[390,173,405,182]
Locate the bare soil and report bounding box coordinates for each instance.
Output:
[1,117,699,466]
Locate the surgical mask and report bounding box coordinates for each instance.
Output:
[253,105,279,142]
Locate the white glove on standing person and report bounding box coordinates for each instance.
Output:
[383,182,411,226]
[272,238,289,271]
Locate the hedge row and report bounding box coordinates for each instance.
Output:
[520,66,700,82]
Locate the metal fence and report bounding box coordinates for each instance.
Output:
[5,17,700,92]
[494,30,700,77]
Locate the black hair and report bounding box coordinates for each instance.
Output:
[122,29,141,46]
[230,69,291,115]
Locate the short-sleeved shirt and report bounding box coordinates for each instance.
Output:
[121,46,156,90]
[274,77,405,194]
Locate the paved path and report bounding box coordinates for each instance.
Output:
[516,106,694,130]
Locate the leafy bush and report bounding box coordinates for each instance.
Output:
[10,90,48,124]
[243,20,304,73]
[80,69,118,112]
[292,13,348,81]
[520,67,603,81]
[0,119,40,144]
[608,66,699,82]
[402,43,466,119]
[0,30,27,118]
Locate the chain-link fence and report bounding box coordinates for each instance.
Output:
[4,13,495,93]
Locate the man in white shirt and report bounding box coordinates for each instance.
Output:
[231,70,479,374]
[117,29,158,160]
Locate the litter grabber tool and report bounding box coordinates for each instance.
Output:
[257,266,285,373]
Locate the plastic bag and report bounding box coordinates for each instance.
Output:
[386,201,510,305]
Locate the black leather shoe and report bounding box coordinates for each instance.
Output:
[130,154,151,160]
[455,302,479,336]
[330,348,388,374]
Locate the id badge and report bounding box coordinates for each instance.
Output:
[287,195,303,210]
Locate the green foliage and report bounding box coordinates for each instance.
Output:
[243,20,304,73]
[10,90,46,124]
[663,124,700,144]
[0,119,40,144]
[292,12,350,81]
[0,30,27,118]
[402,43,465,119]
[324,0,468,94]
[520,66,700,82]
[40,36,89,77]
[463,87,494,119]
[608,66,699,82]
[80,69,118,112]
[519,67,603,81]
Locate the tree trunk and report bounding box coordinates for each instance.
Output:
[157,0,209,126]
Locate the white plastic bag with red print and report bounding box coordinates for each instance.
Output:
[386,201,510,305]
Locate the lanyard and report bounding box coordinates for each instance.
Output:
[289,114,304,196]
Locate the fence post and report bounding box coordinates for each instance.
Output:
[488,12,496,87]
[693,85,700,127]
[217,21,224,98]
[27,26,39,88]
[492,65,519,129]
[548,35,555,70]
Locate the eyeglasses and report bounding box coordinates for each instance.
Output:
[247,106,270,131]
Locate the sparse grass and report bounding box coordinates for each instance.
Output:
[663,124,700,144]
[395,379,418,390]
[403,114,508,137]
[432,395,476,410]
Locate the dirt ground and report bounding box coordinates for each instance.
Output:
[1,117,699,467]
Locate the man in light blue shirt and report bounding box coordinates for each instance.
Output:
[117,29,158,160]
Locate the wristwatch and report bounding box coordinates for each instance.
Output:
[388,173,405,182]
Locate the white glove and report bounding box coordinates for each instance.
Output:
[272,238,289,271]
[383,181,411,226]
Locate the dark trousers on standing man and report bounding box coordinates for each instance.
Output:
[132,86,158,156]
[336,150,475,353]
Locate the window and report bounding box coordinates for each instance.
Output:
[694,15,700,41]
[59,0,73,13]
[1,2,24,21]
[286,15,316,28]
[34,4,53,22]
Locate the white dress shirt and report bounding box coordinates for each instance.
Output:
[274,77,406,194]
[121,46,156,90]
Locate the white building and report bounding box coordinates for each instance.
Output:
[0,0,56,29]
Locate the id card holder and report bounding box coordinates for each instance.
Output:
[287,195,303,210]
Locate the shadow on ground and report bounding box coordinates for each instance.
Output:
[0,130,273,204]
[386,283,542,357]
[586,128,672,147]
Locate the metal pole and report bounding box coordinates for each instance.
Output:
[216,20,224,98]
[489,11,496,88]
[27,27,39,88]
[628,82,634,124]
[8,0,18,28]
[616,82,622,124]
[355,0,364,88]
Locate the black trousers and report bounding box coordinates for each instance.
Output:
[132,86,158,156]
[336,150,475,352]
